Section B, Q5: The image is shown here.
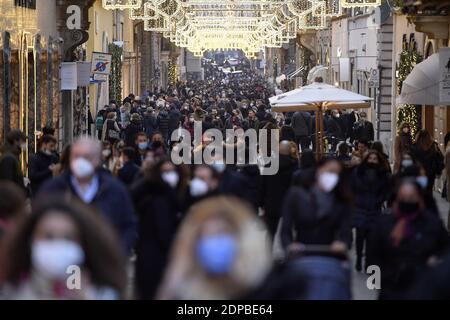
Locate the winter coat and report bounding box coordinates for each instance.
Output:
[291,112,310,137]
[130,177,180,299]
[124,120,144,147]
[281,186,352,249]
[39,170,137,254]
[117,161,140,187]
[368,211,449,300]
[353,120,374,142]
[28,151,58,195]
[143,113,157,138]
[350,164,390,228]
[0,144,25,191]
[157,111,170,139]
[260,155,298,220]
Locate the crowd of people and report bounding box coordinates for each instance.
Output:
[0,64,449,300]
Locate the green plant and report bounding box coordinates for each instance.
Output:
[108,43,123,104]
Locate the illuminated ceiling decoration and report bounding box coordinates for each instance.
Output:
[103,0,381,57]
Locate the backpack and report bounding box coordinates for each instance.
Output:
[95,114,104,131]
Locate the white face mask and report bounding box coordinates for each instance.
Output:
[32,239,85,280]
[102,149,111,158]
[402,159,413,168]
[43,149,53,156]
[162,171,179,188]
[20,143,27,151]
[212,162,226,173]
[318,172,339,192]
[71,157,95,179]
[190,177,209,197]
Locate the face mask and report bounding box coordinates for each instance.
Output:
[402,128,409,134]
[334,113,340,118]
[196,234,237,275]
[398,200,419,214]
[138,142,148,150]
[190,177,209,197]
[416,176,428,189]
[32,239,85,280]
[402,159,413,168]
[71,157,95,179]
[162,171,179,188]
[20,143,27,151]
[43,149,53,156]
[318,172,339,192]
[212,162,226,173]
[102,149,111,157]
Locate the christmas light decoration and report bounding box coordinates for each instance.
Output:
[102,0,381,57]
[397,37,422,137]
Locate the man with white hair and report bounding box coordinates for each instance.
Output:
[38,137,136,253]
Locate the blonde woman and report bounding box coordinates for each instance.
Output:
[157,196,272,300]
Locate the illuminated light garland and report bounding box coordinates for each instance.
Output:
[103,0,382,57]
[102,0,142,10]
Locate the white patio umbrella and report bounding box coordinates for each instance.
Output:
[397,52,440,106]
[270,82,373,155]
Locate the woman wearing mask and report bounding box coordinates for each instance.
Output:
[369,179,448,300]
[281,158,352,251]
[411,129,444,191]
[1,198,126,299]
[351,151,390,272]
[130,158,186,299]
[394,123,413,173]
[102,112,121,145]
[157,196,271,300]
[101,141,116,173]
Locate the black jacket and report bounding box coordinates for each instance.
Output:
[353,120,374,142]
[118,161,140,187]
[157,111,170,138]
[131,177,180,299]
[28,151,58,195]
[350,164,390,227]
[125,120,144,147]
[0,144,24,191]
[368,211,449,300]
[39,170,137,253]
[143,113,157,138]
[327,117,345,139]
[260,155,298,219]
[281,186,352,249]
[291,112,310,137]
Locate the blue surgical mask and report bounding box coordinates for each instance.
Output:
[196,234,237,275]
[416,176,428,189]
[138,142,148,150]
[212,162,226,173]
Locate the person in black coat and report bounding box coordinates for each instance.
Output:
[260,141,298,238]
[143,107,157,139]
[0,130,27,193]
[130,158,181,299]
[280,118,296,142]
[352,111,374,143]
[350,150,390,271]
[168,105,182,139]
[327,110,345,152]
[28,135,58,195]
[125,113,144,147]
[292,148,316,189]
[157,108,170,143]
[291,111,311,151]
[281,158,352,251]
[368,179,449,300]
[38,138,136,254]
[117,147,140,187]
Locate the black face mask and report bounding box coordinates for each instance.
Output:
[398,201,419,214]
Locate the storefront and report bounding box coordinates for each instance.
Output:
[0,1,61,174]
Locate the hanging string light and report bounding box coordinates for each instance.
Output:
[103,0,382,57]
